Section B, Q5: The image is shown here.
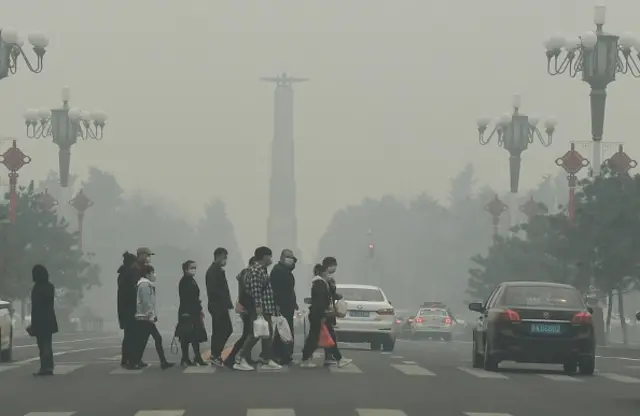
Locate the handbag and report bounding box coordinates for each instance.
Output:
[273,315,293,343]
[335,299,348,318]
[318,322,335,348]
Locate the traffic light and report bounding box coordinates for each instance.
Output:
[368,243,374,258]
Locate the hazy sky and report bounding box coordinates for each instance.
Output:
[1,0,639,260]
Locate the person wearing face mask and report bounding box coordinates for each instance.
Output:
[322,256,341,365]
[205,247,233,367]
[270,249,299,365]
[133,265,174,370]
[178,260,208,366]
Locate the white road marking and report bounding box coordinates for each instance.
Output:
[598,373,640,383]
[134,412,185,416]
[596,355,640,361]
[24,413,76,416]
[53,364,84,375]
[390,355,403,359]
[110,364,153,374]
[401,360,417,364]
[183,365,216,374]
[538,374,582,382]
[391,364,435,376]
[329,363,363,374]
[356,410,408,416]
[101,354,122,361]
[14,335,120,349]
[13,345,120,365]
[464,413,514,416]
[457,367,508,379]
[247,410,296,416]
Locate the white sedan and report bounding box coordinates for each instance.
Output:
[0,299,13,362]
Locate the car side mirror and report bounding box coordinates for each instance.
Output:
[304,297,312,305]
[587,307,594,315]
[468,302,484,313]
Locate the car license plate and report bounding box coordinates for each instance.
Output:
[349,311,369,318]
[530,323,561,334]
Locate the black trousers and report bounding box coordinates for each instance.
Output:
[121,322,136,365]
[224,313,251,365]
[273,312,294,363]
[302,315,342,362]
[210,310,232,358]
[36,333,54,371]
[133,320,167,364]
[324,320,338,360]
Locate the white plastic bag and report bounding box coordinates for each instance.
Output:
[335,299,348,318]
[273,315,293,343]
[253,315,270,339]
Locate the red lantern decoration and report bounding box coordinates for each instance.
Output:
[605,144,637,175]
[37,188,58,211]
[520,196,546,219]
[69,189,93,250]
[0,140,31,222]
[556,143,589,224]
[485,195,508,235]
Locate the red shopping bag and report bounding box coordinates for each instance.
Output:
[318,322,335,348]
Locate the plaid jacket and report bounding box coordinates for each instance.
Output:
[245,263,277,315]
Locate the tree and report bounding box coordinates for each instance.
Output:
[195,198,244,274]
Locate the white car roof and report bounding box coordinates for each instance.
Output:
[335,283,382,291]
[0,299,9,307]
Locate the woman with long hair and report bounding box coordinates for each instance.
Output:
[177,260,208,366]
[300,263,352,368]
[321,256,341,365]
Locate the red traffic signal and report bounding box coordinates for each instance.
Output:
[368,243,374,249]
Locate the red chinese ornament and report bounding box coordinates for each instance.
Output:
[0,140,32,222]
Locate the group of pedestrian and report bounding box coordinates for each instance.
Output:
[116,244,353,372]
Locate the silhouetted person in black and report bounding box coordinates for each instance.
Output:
[271,249,298,365]
[206,247,233,367]
[30,265,58,376]
[178,260,208,366]
[117,251,136,367]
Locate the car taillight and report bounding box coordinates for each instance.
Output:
[444,317,452,325]
[396,319,402,324]
[499,309,521,322]
[377,308,395,315]
[415,317,423,323]
[572,311,592,324]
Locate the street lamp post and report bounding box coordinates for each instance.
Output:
[604,144,637,175]
[36,189,58,211]
[520,196,547,220]
[485,195,509,237]
[545,5,640,176]
[0,140,31,222]
[556,143,590,224]
[24,87,107,187]
[477,95,557,193]
[0,27,48,81]
[69,189,93,250]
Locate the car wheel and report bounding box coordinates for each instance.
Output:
[472,337,483,368]
[370,341,382,351]
[443,333,452,342]
[483,340,498,371]
[579,356,595,376]
[563,361,578,374]
[382,337,395,352]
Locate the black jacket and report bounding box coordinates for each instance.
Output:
[178,275,203,318]
[205,263,233,314]
[117,264,140,328]
[236,268,254,313]
[31,269,58,336]
[309,277,332,319]
[270,263,298,314]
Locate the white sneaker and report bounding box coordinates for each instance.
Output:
[324,359,338,366]
[233,359,254,371]
[300,360,317,368]
[261,360,283,370]
[337,358,353,368]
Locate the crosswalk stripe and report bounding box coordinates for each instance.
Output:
[24,413,76,416]
[356,410,408,416]
[538,374,582,382]
[457,367,508,379]
[183,365,216,374]
[110,364,152,374]
[391,364,435,376]
[54,364,84,375]
[246,410,295,416]
[134,412,185,416]
[401,361,416,364]
[464,413,514,416]
[598,373,640,383]
[328,363,363,374]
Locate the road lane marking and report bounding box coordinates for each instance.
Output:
[14,335,120,349]
[598,373,640,383]
[13,345,120,365]
[134,412,184,416]
[110,363,153,374]
[24,413,76,416]
[457,367,508,379]
[596,355,640,361]
[183,365,216,374]
[390,355,403,359]
[329,363,363,374]
[538,374,582,382]
[401,360,416,364]
[391,364,435,376]
[357,410,408,416]
[247,410,295,416]
[465,413,514,416]
[53,364,84,375]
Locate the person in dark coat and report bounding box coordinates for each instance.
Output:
[271,249,299,365]
[30,264,58,376]
[116,251,137,367]
[205,247,233,367]
[178,260,208,366]
[322,256,341,365]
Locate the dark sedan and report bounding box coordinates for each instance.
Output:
[469,281,596,375]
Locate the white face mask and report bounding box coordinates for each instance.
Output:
[283,258,294,266]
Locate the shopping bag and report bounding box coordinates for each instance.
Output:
[318,322,335,348]
[335,299,348,318]
[273,315,293,343]
[253,315,270,339]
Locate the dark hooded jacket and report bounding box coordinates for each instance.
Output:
[270,262,298,315]
[30,265,58,335]
[117,255,139,329]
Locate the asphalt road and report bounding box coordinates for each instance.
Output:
[3,330,640,415]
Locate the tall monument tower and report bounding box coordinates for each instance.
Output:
[261,72,307,257]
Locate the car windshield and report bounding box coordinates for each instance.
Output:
[500,286,584,308]
[418,309,447,317]
[339,288,384,302]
